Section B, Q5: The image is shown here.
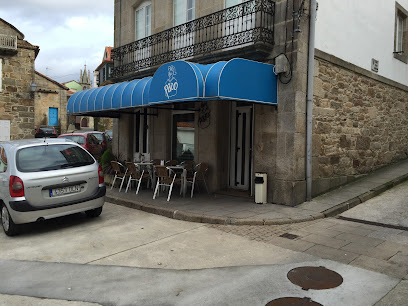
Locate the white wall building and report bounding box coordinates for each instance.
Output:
[315,0,408,85]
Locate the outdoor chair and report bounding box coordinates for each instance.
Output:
[153,165,182,201]
[110,161,128,192]
[185,162,209,198]
[151,159,161,165]
[165,159,178,166]
[180,160,195,177]
[125,162,151,194]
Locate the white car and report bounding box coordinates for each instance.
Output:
[0,138,105,236]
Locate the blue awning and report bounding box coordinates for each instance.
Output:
[67,58,277,116]
[149,61,205,105]
[67,77,152,115]
[204,59,277,104]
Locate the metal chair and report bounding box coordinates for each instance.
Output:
[151,159,161,165]
[125,162,151,194]
[180,160,195,177]
[153,165,182,201]
[165,160,178,166]
[185,162,209,198]
[110,161,128,192]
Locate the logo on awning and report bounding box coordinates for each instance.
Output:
[164,65,178,99]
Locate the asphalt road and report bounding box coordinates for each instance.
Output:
[0,202,404,305]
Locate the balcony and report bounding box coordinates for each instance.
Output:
[112,0,275,79]
[0,34,17,51]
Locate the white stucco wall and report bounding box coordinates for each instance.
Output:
[315,0,408,85]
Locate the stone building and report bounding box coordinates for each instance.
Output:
[0,18,39,140]
[33,71,69,134]
[68,0,408,206]
[94,47,114,87]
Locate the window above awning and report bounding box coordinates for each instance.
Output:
[67,58,277,116]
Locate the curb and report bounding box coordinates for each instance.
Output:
[105,195,324,226]
[322,173,408,217]
[105,172,408,226]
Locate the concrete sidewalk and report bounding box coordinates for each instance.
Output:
[105,158,408,225]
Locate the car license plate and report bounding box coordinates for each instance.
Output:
[50,185,81,197]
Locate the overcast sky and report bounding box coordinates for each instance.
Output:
[0,0,114,84]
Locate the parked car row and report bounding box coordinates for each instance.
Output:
[34,128,112,160]
[0,138,106,236]
[58,132,108,160]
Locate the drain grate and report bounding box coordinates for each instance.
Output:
[287,266,343,290]
[279,233,299,240]
[266,297,322,305]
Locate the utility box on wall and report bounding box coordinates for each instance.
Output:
[0,120,10,141]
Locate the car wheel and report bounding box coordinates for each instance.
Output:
[1,204,20,236]
[85,206,103,218]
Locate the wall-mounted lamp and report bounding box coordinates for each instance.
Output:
[30,82,38,92]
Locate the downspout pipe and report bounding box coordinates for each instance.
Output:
[306,0,317,201]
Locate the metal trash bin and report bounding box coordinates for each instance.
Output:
[255,172,267,204]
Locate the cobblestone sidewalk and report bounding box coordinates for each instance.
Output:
[208,217,408,280]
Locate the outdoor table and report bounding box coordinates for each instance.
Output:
[167,165,187,197]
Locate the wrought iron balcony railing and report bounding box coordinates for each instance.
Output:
[112,0,275,78]
[0,34,17,51]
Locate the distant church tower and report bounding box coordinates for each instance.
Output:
[79,64,91,90]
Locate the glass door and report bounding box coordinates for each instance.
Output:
[172,112,195,162]
[134,111,149,162]
[229,103,253,190]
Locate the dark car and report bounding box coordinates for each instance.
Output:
[34,127,57,138]
[58,132,103,159]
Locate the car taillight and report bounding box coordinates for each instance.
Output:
[102,141,106,149]
[9,176,24,197]
[36,128,40,134]
[52,128,56,135]
[98,165,104,184]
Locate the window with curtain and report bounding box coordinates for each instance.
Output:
[174,0,195,26]
[394,4,408,63]
[225,0,242,8]
[396,14,404,52]
[135,2,151,40]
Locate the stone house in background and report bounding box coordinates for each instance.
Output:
[33,71,69,134]
[0,18,39,140]
[64,66,95,130]
[68,0,408,206]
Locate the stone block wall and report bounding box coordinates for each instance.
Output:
[0,45,36,140]
[34,73,68,133]
[312,50,408,195]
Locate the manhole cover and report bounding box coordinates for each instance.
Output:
[266,297,322,306]
[280,233,299,240]
[287,266,343,290]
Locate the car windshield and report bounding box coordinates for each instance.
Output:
[59,135,86,145]
[106,130,113,138]
[17,144,94,172]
